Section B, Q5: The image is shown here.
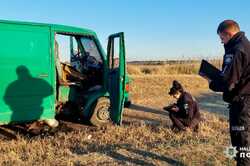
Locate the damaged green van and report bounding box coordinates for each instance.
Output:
[0,20,130,127]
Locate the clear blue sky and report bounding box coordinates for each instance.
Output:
[1,0,250,61]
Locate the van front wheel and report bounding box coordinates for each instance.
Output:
[90,97,111,127]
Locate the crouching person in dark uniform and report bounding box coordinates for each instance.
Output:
[209,20,250,166]
[164,80,201,132]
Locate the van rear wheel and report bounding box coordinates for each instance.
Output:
[90,97,111,127]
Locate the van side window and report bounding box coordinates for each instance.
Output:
[109,38,120,69]
[55,35,71,63]
[54,34,103,87]
[55,34,82,72]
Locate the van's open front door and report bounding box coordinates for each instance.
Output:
[107,32,126,125]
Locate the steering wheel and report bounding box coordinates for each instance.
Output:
[71,52,82,63]
[82,53,101,71]
[87,56,99,67]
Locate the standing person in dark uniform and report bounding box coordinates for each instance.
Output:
[209,20,250,165]
[164,80,201,132]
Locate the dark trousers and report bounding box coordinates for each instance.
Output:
[230,96,250,166]
[169,112,199,131]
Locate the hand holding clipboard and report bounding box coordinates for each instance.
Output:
[198,60,223,82]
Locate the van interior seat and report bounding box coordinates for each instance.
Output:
[60,63,86,83]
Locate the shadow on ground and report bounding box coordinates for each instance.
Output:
[0,120,92,140]
[71,143,186,166]
[129,104,168,116]
[125,91,228,124]
[195,91,228,118]
[124,104,170,126]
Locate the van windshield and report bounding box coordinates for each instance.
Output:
[80,37,103,65]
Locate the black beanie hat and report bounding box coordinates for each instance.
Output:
[169,80,184,95]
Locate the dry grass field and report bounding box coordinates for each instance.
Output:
[0,63,235,166]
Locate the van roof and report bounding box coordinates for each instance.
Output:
[0,19,96,36]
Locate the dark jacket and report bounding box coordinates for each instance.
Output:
[176,92,201,121]
[209,32,250,103]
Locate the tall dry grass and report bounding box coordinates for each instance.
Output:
[127,60,222,75]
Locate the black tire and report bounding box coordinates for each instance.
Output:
[89,97,111,127]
